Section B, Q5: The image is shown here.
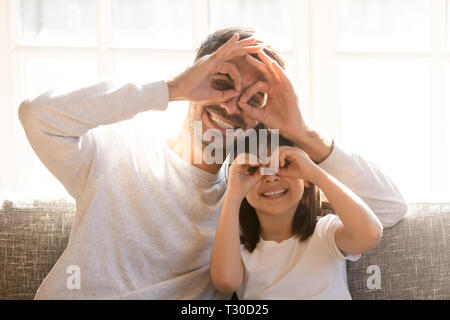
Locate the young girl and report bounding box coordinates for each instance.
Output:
[210,140,383,299]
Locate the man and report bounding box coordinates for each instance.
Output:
[19,27,408,299]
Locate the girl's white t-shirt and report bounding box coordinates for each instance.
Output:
[237,214,361,300]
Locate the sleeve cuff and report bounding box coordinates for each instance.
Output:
[317,140,355,176]
[141,80,169,112]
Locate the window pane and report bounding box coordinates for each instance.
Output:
[339,60,430,202]
[447,0,450,51]
[20,0,96,46]
[23,57,97,99]
[339,0,430,52]
[19,58,97,198]
[209,0,292,51]
[112,0,192,49]
[115,57,189,138]
[445,64,450,199]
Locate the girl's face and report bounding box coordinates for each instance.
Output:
[246,173,304,216]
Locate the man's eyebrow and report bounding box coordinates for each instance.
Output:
[214,72,233,82]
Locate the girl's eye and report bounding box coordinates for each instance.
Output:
[246,166,259,175]
[211,80,233,91]
[282,160,291,168]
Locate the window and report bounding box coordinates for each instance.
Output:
[0,0,308,198]
[0,0,448,203]
[311,0,449,202]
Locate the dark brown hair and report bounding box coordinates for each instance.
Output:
[195,27,285,70]
[238,129,333,252]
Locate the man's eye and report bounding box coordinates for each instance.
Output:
[211,80,233,91]
[248,96,261,108]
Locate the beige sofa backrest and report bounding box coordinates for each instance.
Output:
[1,200,449,299]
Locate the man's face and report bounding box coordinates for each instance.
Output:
[188,55,267,141]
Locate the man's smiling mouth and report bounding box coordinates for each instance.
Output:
[206,110,242,131]
[210,113,236,129]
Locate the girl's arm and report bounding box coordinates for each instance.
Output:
[210,153,262,293]
[210,192,245,293]
[277,146,383,256]
[314,169,383,255]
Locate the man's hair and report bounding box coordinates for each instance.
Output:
[194,27,285,70]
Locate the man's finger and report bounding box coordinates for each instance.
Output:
[256,50,281,82]
[223,45,262,61]
[244,54,274,83]
[219,89,241,102]
[238,99,265,123]
[239,80,270,109]
[214,62,242,92]
[213,35,255,61]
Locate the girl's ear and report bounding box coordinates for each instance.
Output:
[304,180,311,188]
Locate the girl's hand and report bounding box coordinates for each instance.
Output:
[227,153,263,201]
[272,146,322,184]
[237,50,306,143]
[167,34,262,103]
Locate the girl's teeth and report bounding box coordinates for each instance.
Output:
[263,189,287,196]
[211,115,234,129]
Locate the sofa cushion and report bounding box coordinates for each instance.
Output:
[1,200,449,299]
[0,199,75,299]
[347,202,450,299]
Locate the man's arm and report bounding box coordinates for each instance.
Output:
[240,50,408,228]
[19,35,260,199]
[293,128,408,228]
[19,80,169,198]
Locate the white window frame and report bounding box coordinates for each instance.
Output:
[310,0,448,201]
[0,0,311,193]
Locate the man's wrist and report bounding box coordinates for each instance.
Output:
[166,80,183,101]
[292,127,334,164]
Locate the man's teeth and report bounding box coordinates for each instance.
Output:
[263,189,287,196]
[211,115,235,129]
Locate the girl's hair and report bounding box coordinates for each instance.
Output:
[238,125,333,252]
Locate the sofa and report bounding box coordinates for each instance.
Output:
[1,199,449,299]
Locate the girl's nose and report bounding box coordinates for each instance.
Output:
[263,174,280,183]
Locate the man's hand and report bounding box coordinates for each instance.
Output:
[167,34,261,104]
[239,50,333,163]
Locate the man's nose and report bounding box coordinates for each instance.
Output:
[220,96,242,116]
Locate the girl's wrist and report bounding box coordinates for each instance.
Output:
[224,190,245,206]
[308,167,328,187]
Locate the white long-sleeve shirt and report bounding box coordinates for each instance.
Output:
[18,80,408,299]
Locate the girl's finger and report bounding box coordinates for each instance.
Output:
[239,81,270,109]
[274,147,297,168]
[233,152,260,166]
